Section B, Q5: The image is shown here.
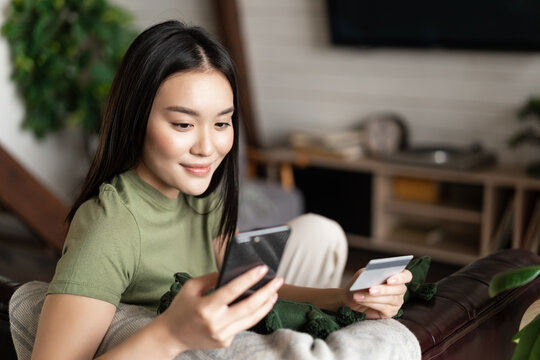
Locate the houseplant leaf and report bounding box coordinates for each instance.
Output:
[489,266,540,297]
[1,0,136,139]
[511,314,540,360]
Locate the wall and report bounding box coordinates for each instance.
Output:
[238,0,540,164]
[0,0,214,203]
[0,0,88,203]
[1,0,539,206]
[111,0,215,34]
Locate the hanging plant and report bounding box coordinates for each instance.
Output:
[509,97,540,177]
[1,0,136,140]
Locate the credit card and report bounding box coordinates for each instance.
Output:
[349,255,413,291]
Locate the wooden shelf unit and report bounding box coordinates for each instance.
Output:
[250,148,540,265]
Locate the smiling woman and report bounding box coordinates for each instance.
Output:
[28,20,409,360]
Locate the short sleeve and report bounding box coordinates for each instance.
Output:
[47,187,140,307]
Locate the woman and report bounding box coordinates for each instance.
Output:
[32,20,411,359]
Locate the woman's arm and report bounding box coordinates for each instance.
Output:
[32,294,116,360]
[32,267,281,360]
[278,269,413,319]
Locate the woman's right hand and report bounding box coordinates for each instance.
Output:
[157,265,282,354]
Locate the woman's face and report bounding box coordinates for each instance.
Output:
[135,70,234,198]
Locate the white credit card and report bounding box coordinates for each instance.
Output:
[349,255,413,291]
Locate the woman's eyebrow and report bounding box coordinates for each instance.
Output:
[165,106,234,116]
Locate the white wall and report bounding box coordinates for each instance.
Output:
[238,0,540,165]
[111,0,216,34]
[0,0,215,203]
[0,0,89,204]
[2,0,539,205]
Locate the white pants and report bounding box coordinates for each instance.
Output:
[277,213,348,288]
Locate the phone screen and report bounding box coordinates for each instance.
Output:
[216,225,291,303]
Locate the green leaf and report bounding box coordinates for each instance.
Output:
[530,334,540,360]
[2,0,134,138]
[518,97,540,120]
[489,266,540,297]
[513,314,540,343]
[512,314,540,360]
[507,127,540,148]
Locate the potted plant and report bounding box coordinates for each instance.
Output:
[508,97,540,177]
[489,265,540,359]
[1,0,135,154]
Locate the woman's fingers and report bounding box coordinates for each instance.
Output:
[356,295,404,307]
[211,265,269,306]
[387,269,413,285]
[203,272,282,341]
[368,283,407,297]
[359,301,401,318]
[228,277,282,318]
[221,283,280,338]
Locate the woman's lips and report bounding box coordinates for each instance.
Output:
[182,164,211,176]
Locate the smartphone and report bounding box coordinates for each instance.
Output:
[349,255,413,291]
[216,224,291,303]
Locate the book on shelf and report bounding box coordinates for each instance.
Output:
[523,198,540,253]
[289,130,366,160]
[491,195,514,251]
[393,177,439,204]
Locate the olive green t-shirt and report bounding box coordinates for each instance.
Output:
[48,171,220,312]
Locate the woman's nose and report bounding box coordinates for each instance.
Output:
[191,127,214,156]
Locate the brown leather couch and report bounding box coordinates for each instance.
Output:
[1,249,539,359]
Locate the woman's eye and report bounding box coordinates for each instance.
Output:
[215,122,231,129]
[171,123,192,129]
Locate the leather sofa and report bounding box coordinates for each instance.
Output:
[1,249,538,359]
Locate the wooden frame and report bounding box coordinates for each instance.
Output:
[212,0,260,149]
[0,144,68,252]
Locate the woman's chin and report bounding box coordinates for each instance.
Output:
[179,181,212,196]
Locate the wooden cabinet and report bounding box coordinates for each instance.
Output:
[250,148,540,265]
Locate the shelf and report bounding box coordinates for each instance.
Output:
[253,148,540,191]
[254,147,540,264]
[384,199,482,224]
[347,234,478,265]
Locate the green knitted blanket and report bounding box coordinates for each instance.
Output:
[157,256,437,339]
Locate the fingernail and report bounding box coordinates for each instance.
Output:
[370,287,380,295]
[258,265,268,275]
[273,277,284,289]
[388,278,397,284]
[272,293,278,303]
[354,294,365,301]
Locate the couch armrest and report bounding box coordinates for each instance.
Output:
[399,249,540,360]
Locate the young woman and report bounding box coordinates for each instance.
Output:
[32,21,412,360]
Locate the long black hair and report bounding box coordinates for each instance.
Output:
[68,20,239,246]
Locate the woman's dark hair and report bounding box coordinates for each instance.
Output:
[67,20,239,246]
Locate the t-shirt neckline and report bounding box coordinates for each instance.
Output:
[123,170,184,210]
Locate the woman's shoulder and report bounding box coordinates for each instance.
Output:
[67,181,140,254]
[73,174,138,231]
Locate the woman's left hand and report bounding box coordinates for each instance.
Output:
[343,269,413,319]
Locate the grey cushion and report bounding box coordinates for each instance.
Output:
[238,179,304,232]
[10,281,420,360]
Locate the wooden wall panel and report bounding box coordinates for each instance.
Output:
[0,144,68,252]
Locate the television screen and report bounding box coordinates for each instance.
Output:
[327,0,540,51]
